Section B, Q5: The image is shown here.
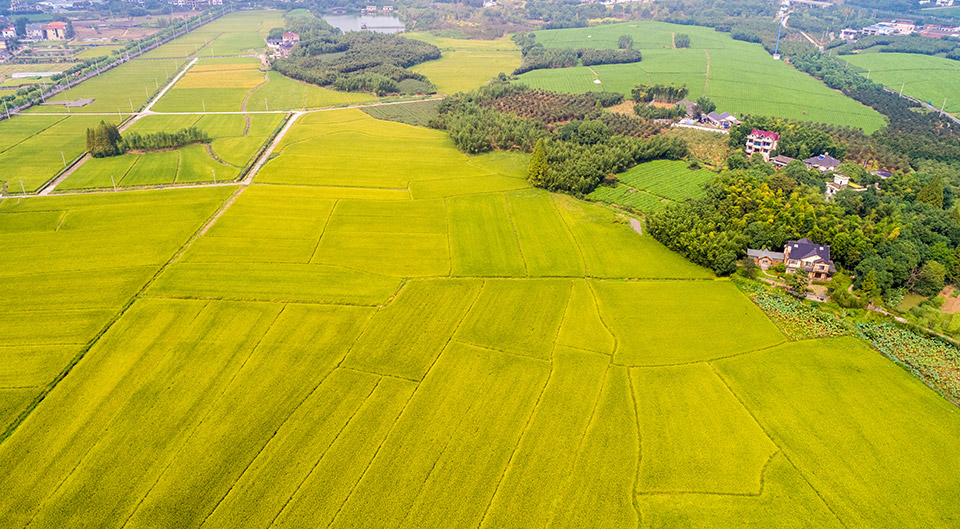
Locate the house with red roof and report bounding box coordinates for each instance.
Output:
[745,129,779,162]
[45,21,67,40]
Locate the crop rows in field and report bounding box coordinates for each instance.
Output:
[516,22,886,133]
[58,113,284,190]
[587,159,716,211]
[618,159,717,201]
[843,53,960,116]
[1,106,959,529]
[587,184,667,212]
[362,99,440,127]
[0,187,232,432]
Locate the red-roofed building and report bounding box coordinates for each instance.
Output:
[282,32,300,44]
[745,129,779,161]
[919,24,960,39]
[45,21,67,40]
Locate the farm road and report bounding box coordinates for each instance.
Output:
[10,97,443,197]
[36,57,200,196]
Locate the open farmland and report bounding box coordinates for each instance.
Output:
[23,58,188,115]
[516,21,887,133]
[843,53,960,116]
[405,33,522,94]
[58,113,284,190]
[1,105,959,528]
[156,61,377,112]
[0,114,122,193]
[140,9,284,59]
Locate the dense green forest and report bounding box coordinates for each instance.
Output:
[271,16,440,95]
[431,82,686,194]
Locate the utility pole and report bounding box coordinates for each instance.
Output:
[129,99,134,113]
[941,98,947,117]
[155,78,159,90]
[19,181,25,194]
[264,98,268,111]
[212,169,216,183]
[111,175,116,191]
[900,82,905,97]
[61,151,66,167]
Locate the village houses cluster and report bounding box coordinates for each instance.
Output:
[744,128,894,201]
[840,17,960,41]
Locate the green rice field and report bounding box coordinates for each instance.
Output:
[517,21,887,133]
[406,33,522,94]
[843,53,960,116]
[0,114,122,193]
[58,113,284,190]
[2,108,959,528]
[588,159,717,211]
[1,10,959,528]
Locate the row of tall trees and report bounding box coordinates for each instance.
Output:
[631,83,688,103]
[85,122,209,158]
[511,33,641,75]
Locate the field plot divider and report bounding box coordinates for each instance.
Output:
[235,112,293,184]
[0,185,242,444]
[476,351,556,527]
[543,363,612,522]
[705,362,847,525]
[120,305,291,529]
[626,369,644,524]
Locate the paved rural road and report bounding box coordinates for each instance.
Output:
[11,96,443,198]
[14,52,443,197]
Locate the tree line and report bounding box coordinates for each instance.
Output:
[86,121,209,158]
[511,33,641,75]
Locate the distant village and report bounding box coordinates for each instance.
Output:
[839,17,960,41]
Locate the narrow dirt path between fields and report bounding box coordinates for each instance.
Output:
[241,71,269,114]
[703,49,711,94]
[205,144,238,168]
[586,66,601,84]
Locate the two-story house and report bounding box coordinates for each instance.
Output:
[745,129,779,162]
[784,238,835,280]
[747,238,836,280]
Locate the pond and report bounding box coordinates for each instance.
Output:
[323,14,405,34]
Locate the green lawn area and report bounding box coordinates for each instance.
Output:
[0,69,958,529]
[517,21,886,133]
[843,52,960,116]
